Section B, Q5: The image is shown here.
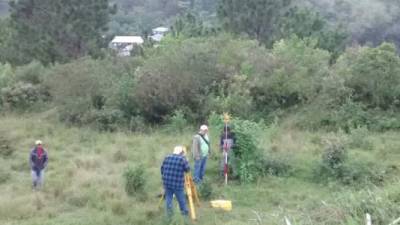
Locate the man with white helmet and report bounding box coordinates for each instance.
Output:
[29,140,48,190]
[192,124,210,184]
[161,145,190,218]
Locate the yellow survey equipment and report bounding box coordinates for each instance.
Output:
[158,173,200,221]
[210,200,232,211]
[159,146,200,221]
[185,172,200,220]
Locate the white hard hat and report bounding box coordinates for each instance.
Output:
[173,146,185,155]
[35,140,43,145]
[200,125,208,131]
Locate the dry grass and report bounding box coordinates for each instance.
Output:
[0,114,400,225]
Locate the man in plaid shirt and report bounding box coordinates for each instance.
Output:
[161,146,190,217]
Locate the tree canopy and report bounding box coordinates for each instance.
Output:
[8,0,115,65]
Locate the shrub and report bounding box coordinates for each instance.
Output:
[0,135,14,157]
[123,165,146,197]
[230,118,264,183]
[348,126,373,150]
[209,115,266,183]
[164,109,188,133]
[0,168,10,184]
[206,76,255,119]
[333,100,370,132]
[336,43,400,109]
[113,150,128,163]
[0,63,14,90]
[46,57,140,128]
[14,61,46,85]
[128,116,147,132]
[1,82,49,110]
[134,37,224,122]
[93,109,125,132]
[262,154,292,177]
[315,136,385,185]
[134,35,261,122]
[321,137,347,170]
[249,36,331,113]
[111,200,127,215]
[198,178,213,200]
[313,136,347,183]
[338,159,385,185]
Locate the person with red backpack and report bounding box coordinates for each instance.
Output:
[29,140,48,190]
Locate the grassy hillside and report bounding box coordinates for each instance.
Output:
[1,114,400,225]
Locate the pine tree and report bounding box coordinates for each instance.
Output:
[8,0,115,65]
[217,0,292,46]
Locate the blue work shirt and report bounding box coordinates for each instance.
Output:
[161,154,190,190]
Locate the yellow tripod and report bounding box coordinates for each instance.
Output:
[185,172,200,221]
[158,173,200,221]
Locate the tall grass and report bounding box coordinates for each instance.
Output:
[0,114,399,225]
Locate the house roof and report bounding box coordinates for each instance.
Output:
[111,36,144,44]
[152,27,169,33]
[150,33,164,42]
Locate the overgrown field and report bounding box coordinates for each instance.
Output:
[1,114,400,225]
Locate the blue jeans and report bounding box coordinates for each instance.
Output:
[165,187,188,216]
[31,169,45,189]
[194,156,207,184]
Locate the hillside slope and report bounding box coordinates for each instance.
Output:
[0,114,400,225]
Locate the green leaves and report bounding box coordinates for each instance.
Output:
[8,0,113,65]
[336,43,400,109]
[217,0,292,46]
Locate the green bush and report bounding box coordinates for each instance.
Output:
[123,165,146,197]
[230,118,264,183]
[334,100,370,132]
[336,43,400,109]
[135,37,224,122]
[249,36,331,113]
[1,82,49,111]
[0,63,14,90]
[198,178,213,200]
[339,159,385,185]
[209,114,264,183]
[262,154,292,177]
[0,168,10,184]
[348,126,373,150]
[128,116,147,132]
[93,109,125,132]
[14,61,46,85]
[0,135,14,157]
[135,35,263,122]
[164,109,188,133]
[46,57,139,128]
[315,137,385,185]
[322,137,347,170]
[313,136,347,183]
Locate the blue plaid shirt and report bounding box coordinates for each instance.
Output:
[161,154,190,190]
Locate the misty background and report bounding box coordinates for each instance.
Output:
[0,0,398,48]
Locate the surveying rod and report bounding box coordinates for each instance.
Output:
[223,113,231,185]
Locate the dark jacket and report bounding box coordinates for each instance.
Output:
[220,132,236,152]
[29,148,48,171]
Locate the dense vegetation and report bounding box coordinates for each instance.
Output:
[1,0,400,224]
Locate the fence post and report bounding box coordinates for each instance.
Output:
[285,216,292,225]
[366,213,372,225]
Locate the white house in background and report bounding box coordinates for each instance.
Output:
[150,27,169,42]
[109,36,144,56]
